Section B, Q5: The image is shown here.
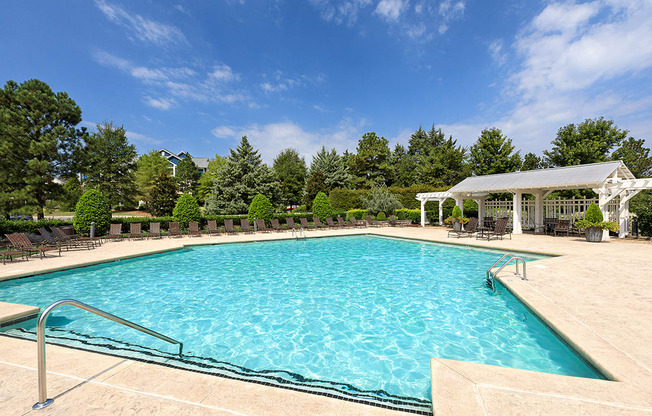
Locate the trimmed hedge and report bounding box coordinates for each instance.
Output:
[329,188,367,210]
[637,209,652,237]
[312,192,333,220]
[248,194,274,224]
[0,219,74,238]
[329,185,449,211]
[74,189,112,236]
[173,194,201,228]
[347,209,367,220]
[395,208,421,224]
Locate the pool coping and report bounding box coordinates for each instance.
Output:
[1,227,651,415]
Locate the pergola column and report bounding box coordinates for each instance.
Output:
[475,198,485,226]
[512,191,523,234]
[454,197,464,215]
[598,191,610,241]
[534,191,544,233]
[420,198,426,227]
[438,199,444,225]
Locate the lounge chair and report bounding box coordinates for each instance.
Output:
[255,219,272,232]
[240,219,253,233]
[337,217,351,228]
[1,246,27,264]
[147,222,162,239]
[224,219,237,234]
[313,217,326,230]
[106,223,124,240]
[52,226,101,247]
[365,215,381,227]
[448,217,478,238]
[6,233,61,258]
[286,217,297,230]
[168,222,182,238]
[326,217,338,228]
[477,217,511,241]
[553,219,570,237]
[129,223,143,239]
[349,217,366,227]
[41,228,92,251]
[389,215,411,227]
[271,218,283,232]
[207,220,220,236]
[299,217,313,230]
[188,221,202,237]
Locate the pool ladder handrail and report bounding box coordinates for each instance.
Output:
[33,299,183,410]
[292,227,306,240]
[486,253,527,292]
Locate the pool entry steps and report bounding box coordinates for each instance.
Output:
[486,253,527,292]
[32,299,183,410]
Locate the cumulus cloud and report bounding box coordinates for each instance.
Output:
[375,0,406,22]
[95,0,187,45]
[145,97,176,111]
[488,39,506,66]
[260,71,325,94]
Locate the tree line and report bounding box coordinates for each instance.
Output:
[2,79,651,219]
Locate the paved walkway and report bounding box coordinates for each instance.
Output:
[1,227,651,415]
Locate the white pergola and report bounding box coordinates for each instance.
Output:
[416,161,652,239]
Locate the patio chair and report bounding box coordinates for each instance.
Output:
[299,217,313,230]
[207,220,220,236]
[6,233,61,258]
[389,215,411,227]
[240,218,253,233]
[553,219,571,237]
[188,221,202,237]
[286,217,297,230]
[364,215,381,227]
[544,218,557,235]
[349,217,366,227]
[106,223,124,240]
[448,217,478,238]
[168,222,182,238]
[1,241,28,264]
[313,217,326,230]
[41,228,92,251]
[337,216,351,228]
[129,223,143,239]
[271,218,283,232]
[477,217,511,241]
[224,219,237,234]
[325,217,338,228]
[147,222,162,239]
[255,219,272,232]
[52,226,102,247]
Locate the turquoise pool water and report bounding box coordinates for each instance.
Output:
[0,236,600,413]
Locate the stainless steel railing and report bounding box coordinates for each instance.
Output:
[33,299,183,410]
[486,254,527,292]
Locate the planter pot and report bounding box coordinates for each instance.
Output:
[453,221,462,231]
[585,227,603,242]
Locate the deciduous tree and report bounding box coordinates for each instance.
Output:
[135,150,172,208]
[612,137,652,178]
[274,148,307,206]
[149,173,178,216]
[175,153,200,195]
[197,155,227,204]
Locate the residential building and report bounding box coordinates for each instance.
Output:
[158,149,209,176]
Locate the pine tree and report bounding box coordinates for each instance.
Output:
[175,153,200,194]
[309,146,350,189]
[149,173,178,216]
[468,127,521,176]
[348,132,391,189]
[303,171,329,210]
[416,137,470,187]
[274,148,307,206]
[388,144,415,187]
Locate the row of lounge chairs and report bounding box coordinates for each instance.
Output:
[448,217,512,241]
[2,227,103,264]
[105,215,414,240]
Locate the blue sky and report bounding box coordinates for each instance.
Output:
[1,0,651,163]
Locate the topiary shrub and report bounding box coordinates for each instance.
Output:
[73,189,112,236]
[248,194,273,225]
[395,208,421,224]
[347,209,367,220]
[376,211,386,221]
[451,205,463,219]
[312,192,333,220]
[637,209,652,237]
[173,194,201,228]
[585,203,604,223]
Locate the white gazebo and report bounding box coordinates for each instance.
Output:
[416,161,652,239]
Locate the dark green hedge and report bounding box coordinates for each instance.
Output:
[637,209,652,237]
[329,185,449,211]
[0,219,74,237]
[329,188,367,210]
[395,208,421,223]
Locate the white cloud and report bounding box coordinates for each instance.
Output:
[309,0,373,26]
[126,130,163,145]
[260,71,325,94]
[210,64,238,82]
[95,0,187,45]
[488,39,506,66]
[375,0,406,22]
[145,97,176,111]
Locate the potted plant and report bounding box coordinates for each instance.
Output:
[574,203,619,242]
[444,206,469,231]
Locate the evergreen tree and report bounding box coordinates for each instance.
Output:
[149,173,178,216]
[416,137,469,187]
[303,170,329,210]
[544,117,627,167]
[0,79,86,218]
[175,153,200,194]
[408,125,445,157]
[274,148,307,206]
[197,155,227,204]
[521,152,544,171]
[468,127,521,176]
[349,132,391,188]
[309,146,350,189]
[60,176,83,211]
[205,136,281,214]
[83,120,138,209]
[135,150,172,208]
[388,144,415,186]
[612,137,652,178]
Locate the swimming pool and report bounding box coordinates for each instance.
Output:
[0,235,601,413]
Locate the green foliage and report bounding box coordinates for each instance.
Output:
[388,144,415,187]
[575,203,618,231]
[636,209,652,237]
[329,188,367,210]
[408,125,446,157]
[303,170,329,210]
[521,152,544,171]
[585,203,604,223]
[376,211,386,221]
[361,184,403,215]
[347,209,367,220]
[451,205,463,219]
[0,79,86,219]
[149,173,178,216]
[135,150,172,206]
[312,192,333,220]
[175,153,201,194]
[60,176,83,211]
[274,148,307,206]
[82,120,138,209]
[388,185,446,210]
[205,136,281,214]
[416,136,469,187]
[612,137,652,178]
[469,127,521,176]
[544,117,628,167]
[0,218,73,236]
[425,210,439,224]
[395,208,421,223]
[173,194,201,228]
[348,132,391,188]
[197,154,227,204]
[310,146,350,189]
[73,189,112,235]
[248,194,274,224]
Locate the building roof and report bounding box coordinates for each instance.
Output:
[192,157,209,169]
[448,161,635,194]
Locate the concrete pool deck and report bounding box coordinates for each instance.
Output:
[0,227,651,415]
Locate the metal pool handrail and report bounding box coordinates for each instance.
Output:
[486,254,527,292]
[33,299,183,410]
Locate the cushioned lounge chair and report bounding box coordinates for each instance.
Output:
[477,217,511,241]
[207,220,220,236]
[240,219,253,233]
[129,223,143,239]
[224,219,237,234]
[106,223,124,240]
[271,218,283,232]
[6,233,61,258]
[52,226,101,247]
[41,228,92,251]
[188,221,202,237]
[168,222,182,238]
[255,219,272,232]
[448,217,478,238]
[147,222,162,239]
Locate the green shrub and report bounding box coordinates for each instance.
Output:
[73,189,112,236]
[388,185,447,210]
[451,205,463,219]
[347,209,367,220]
[585,203,604,223]
[0,219,73,237]
[248,194,274,225]
[395,208,420,223]
[329,188,367,210]
[426,210,439,224]
[173,194,201,228]
[376,211,386,221]
[312,192,333,220]
[361,185,403,215]
[637,209,652,237]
